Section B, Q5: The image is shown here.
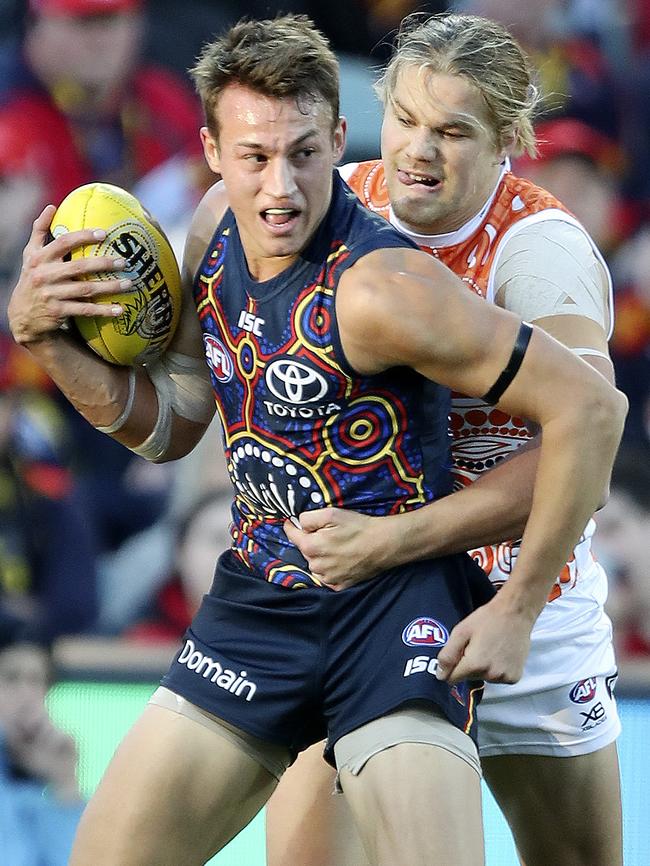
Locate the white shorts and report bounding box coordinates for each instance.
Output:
[478,561,621,757]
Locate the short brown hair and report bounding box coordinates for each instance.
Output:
[191,15,340,141]
[376,13,540,157]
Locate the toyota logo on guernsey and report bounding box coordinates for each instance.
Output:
[402,617,449,647]
[204,334,233,383]
[569,677,598,704]
[265,358,328,403]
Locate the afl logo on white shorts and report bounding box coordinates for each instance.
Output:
[402,617,449,647]
[204,334,233,383]
[569,677,598,704]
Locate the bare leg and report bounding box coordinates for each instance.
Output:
[340,743,484,866]
[483,743,623,866]
[266,740,369,866]
[70,704,277,866]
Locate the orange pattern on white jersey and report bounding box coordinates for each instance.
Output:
[344,159,599,599]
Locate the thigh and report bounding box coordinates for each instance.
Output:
[266,741,369,866]
[340,742,484,866]
[69,703,278,866]
[483,743,623,866]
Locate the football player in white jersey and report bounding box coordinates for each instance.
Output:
[267,13,624,866]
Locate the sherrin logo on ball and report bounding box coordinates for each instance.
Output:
[51,182,182,366]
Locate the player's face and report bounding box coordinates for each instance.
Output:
[202,83,346,281]
[381,66,506,234]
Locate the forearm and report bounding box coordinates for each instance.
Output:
[23,333,210,461]
[498,392,626,619]
[21,331,157,448]
[393,444,538,564]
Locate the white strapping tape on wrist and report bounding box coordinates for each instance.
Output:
[130,351,214,462]
[96,367,137,434]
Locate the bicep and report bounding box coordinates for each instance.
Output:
[338,250,615,432]
[338,250,524,399]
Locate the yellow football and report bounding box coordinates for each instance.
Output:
[51,182,182,366]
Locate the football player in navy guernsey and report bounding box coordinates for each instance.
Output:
[8,15,626,866]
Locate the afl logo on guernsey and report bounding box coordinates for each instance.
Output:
[204,334,233,383]
[265,358,328,403]
[569,677,598,704]
[402,617,449,647]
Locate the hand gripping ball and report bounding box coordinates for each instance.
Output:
[51,182,182,365]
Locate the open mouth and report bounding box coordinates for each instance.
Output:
[261,207,301,228]
[398,169,441,189]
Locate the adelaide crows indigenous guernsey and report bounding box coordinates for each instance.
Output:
[193,173,450,590]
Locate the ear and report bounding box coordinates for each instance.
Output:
[333,116,347,163]
[200,126,221,174]
[497,125,518,164]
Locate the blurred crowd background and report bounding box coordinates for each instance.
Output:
[1,0,649,856]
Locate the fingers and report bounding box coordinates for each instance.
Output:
[297,507,336,532]
[29,205,106,257]
[435,629,469,683]
[42,226,107,258]
[283,519,301,546]
[31,280,127,322]
[437,637,525,685]
[30,204,57,245]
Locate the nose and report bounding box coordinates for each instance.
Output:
[265,157,299,199]
[405,127,438,162]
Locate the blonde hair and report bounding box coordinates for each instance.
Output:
[376,13,540,157]
[191,15,340,141]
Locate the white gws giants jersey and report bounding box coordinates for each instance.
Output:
[341,160,614,602]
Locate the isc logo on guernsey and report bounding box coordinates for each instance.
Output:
[177,639,257,701]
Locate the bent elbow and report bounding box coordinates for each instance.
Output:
[588,385,628,447]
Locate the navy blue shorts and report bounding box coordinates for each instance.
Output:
[161,550,495,765]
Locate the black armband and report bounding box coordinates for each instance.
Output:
[481,321,533,404]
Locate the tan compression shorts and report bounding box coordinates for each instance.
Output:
[333,703,481,789]
[149,686,292,780]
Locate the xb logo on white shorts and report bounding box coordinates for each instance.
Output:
[580,701,607,730]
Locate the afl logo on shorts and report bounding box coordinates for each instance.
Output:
[204,334,233,383]
[569,677,598,704]
[402,617,448,647]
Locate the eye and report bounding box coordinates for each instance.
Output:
[293,147,316,161]
[441,128,467,139]
[396,114,414,127]
[244,153,267,165]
